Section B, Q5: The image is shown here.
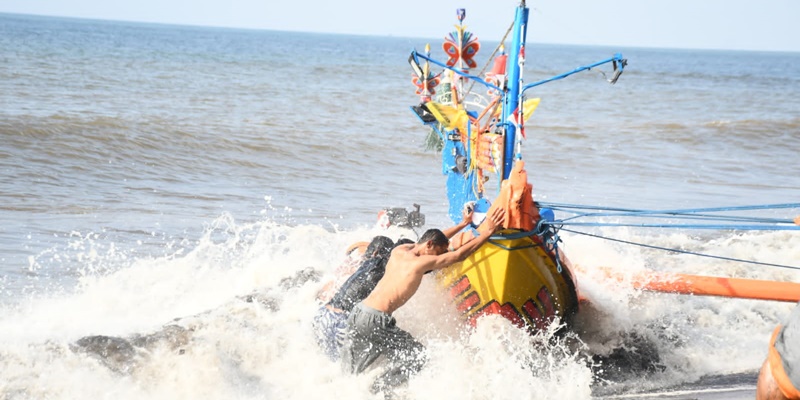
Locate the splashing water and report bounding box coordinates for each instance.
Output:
[1,211,797,399]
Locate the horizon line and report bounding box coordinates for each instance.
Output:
[2,11,798,55]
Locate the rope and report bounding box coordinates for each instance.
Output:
[490,230,539,240]
[536,202,800,229]
[539,202,800,217]
[487,240,540,251]
[551,222,800,231]
[561,228,800,271]
[465,21,514,96]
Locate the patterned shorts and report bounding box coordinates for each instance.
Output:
[312,306,348,361]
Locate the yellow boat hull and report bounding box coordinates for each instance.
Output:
[436,230,579,333]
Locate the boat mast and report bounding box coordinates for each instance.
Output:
[501,1,529,180]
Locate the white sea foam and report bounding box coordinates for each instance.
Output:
[1,214,797,399]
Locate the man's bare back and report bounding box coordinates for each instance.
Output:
[362,208,505,315]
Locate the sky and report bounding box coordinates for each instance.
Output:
[1,0,798,52]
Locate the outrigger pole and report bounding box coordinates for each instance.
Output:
[577,265,800,303]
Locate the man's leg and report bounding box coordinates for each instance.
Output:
[370,323,427,394]
[341,303,386,374]
[312,307,335,359]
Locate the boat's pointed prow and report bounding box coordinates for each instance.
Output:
[437,232,579,333]
[441,160,580,334]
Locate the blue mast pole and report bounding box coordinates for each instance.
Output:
[502,2,529,180]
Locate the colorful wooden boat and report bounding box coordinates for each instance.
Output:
[433,160,581,333]
[405,1,626,334]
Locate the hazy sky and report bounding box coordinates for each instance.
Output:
[1,0,798,52]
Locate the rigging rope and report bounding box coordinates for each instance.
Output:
[537,202,800,229]
[551,222,800,230]
[531,201,799,271]
[465,21,514,96]
[561,228,800,272]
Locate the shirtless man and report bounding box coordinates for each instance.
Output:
[317,208,476,361]
[313,235,395,361]
[341,207,505,395]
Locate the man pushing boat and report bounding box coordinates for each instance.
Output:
[340,207,506,396]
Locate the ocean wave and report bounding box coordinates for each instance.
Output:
[703,117,800,132]
[0,216,795,398]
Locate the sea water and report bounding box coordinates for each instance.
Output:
[1,12,799,399]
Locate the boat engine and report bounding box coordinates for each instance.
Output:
[377,204,425,229]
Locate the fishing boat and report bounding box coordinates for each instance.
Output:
[404,0,800,335]
[405,2,616,334]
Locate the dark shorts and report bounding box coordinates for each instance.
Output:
[312,306,348,361]
[341,302,427,393]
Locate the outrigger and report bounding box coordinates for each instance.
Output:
[403,0,800,335]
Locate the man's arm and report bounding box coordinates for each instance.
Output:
[440,207,474,239]
[425,208,505,272]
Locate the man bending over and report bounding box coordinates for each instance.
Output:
[340,208,505,396]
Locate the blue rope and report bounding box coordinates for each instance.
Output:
[487,240,539,251]
[561,228,800,271]
[409,50,502,93]
[535,202,800,230]
[538,202,800,215]
[490,230,538,240]
[550,222,800,230]
[558,210,793,224]
[489,228,563,272]
[540,202,799,220]
[551,236,563,273]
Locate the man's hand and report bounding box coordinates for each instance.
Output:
[443,203,478,240]
[461,204,475,225]
[445,207,507,264]
[484,208,506,232]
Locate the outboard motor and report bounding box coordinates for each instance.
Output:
[377,204,426,229]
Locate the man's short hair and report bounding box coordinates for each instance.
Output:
[394,238,414,248]
[417,229,448,247]
[365,236,394,259]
